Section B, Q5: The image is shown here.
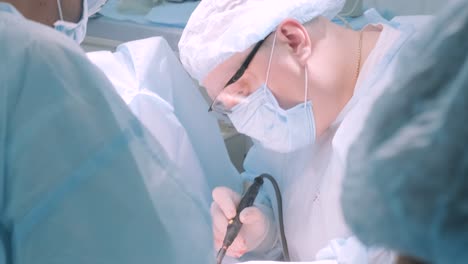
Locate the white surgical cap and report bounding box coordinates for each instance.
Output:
[179,0,345,84]
[342,0,468,263]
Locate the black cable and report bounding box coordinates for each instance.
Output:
[258,173,290,261]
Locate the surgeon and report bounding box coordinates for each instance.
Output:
[342,0,468,263]
[179,0,417,262]
[0,0,214,263]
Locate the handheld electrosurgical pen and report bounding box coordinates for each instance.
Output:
[216,176,264,264]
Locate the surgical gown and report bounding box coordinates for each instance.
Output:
[0,4,214,264]
[342,0,468,262]
[238,11,422,263]
[86,37,243,200]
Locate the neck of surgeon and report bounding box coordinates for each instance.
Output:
[305,17,380,136]
[4,0,82,26]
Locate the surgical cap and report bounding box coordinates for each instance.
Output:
[342,0,468,263]
[179,0,345,84]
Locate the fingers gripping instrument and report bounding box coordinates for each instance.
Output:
[216,176,264,264]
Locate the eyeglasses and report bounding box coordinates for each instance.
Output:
[208,39,265,114]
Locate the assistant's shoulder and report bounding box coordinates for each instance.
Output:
[0,11,86,68]
[0,12,111,96]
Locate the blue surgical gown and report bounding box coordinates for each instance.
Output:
[0,3,213,264]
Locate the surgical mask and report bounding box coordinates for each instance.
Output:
[54,0,88,44]
[228,34,316,153]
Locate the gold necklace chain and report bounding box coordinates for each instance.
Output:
[355,30,363,82]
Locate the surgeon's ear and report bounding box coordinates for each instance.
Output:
[276,19,312,67]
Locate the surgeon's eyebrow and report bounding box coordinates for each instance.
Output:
[224,39,265,87]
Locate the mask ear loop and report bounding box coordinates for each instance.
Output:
[304,65,308,106]
[56,0,64,20]
[304,64,310,119]
[265,32,278,98]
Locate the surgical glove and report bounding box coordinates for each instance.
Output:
[211,186,273,258]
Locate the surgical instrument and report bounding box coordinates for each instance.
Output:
[216,174,290,264]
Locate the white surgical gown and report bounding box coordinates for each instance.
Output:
[0,3,214,264]
[87,37,243,201]
[239,17,418,263]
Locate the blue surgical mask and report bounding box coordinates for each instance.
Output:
[54,0,88,44]
[228,34,316,153]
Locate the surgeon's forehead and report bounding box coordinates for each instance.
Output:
[202,48,254,98]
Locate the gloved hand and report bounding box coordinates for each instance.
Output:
[211,186,272,258]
